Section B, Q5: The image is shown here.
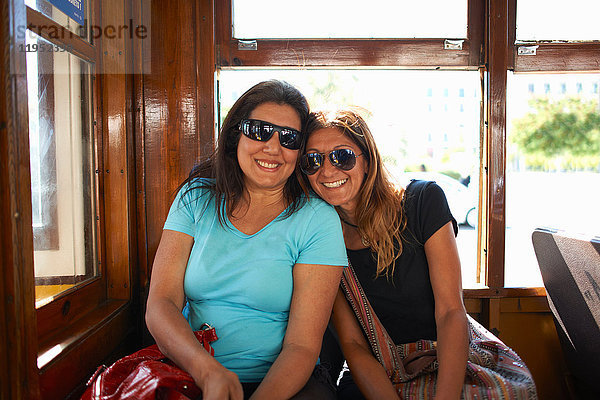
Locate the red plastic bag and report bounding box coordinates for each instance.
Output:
[81,325,217,400]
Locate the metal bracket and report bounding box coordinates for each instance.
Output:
[444,39,464,50]
[517,45,538,56]
[238,40,257,51]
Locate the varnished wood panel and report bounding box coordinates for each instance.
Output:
[499,306,568,400]
[464,298,482,314]
[197,0,216,157]
[214,0,231,58]
[500,296,550,313]
[515,43,600,72]
[132,0,153,347]
[0,1,41,398]
[133,0,149,305]
[143,0,207,277]
[36,279,104,348]
[464,286,546,298]
[485,0,508,288]
[467,0,485,67]
[102,0,132,300]
[507,0,516,70]
[221,39,473,68]
[38,302,133,400]
[124,0,140,306]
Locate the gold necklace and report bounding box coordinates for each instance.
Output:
[341,218,370,247]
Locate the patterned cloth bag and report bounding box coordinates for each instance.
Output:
[340,262,538,399]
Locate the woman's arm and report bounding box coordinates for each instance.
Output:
[425,221,469,400]
[249,263,343,400]
[332,289,400,400]
[146,229,243,400]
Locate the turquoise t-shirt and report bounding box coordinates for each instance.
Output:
[163,180,347,382]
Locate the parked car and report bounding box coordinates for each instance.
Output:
[394,171,478,228]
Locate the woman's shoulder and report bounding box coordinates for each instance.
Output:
[402,179,457,241]
[404,179,440,196]
[185,177,215,189]
[403,179,446,208]
[178,177,215,195]
[303,192,336,210]
[293,192,339,220]
[174,177,216,209]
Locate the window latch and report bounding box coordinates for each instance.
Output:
[444,39,464,50]
[517,45,538,56]
[238,40,257,51]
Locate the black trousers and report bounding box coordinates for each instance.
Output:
[241,364,336,400]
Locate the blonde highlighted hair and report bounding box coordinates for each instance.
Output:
[304,109,408,278]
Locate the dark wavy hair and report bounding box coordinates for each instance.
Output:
[303,109,407,278]
[178,80,310,224]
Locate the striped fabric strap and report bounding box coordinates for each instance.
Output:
[340,262,538,399]
[340,260,407,380]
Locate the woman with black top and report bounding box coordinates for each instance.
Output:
[300,109,469,399]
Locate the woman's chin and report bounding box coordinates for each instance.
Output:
[317,191,351,209]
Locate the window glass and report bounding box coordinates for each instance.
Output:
[516,0,600,41]
[506,72,600,287]
[26,32,97,308]
[233,0,467,39]
[25,0,91,42]
[219,70,483,287]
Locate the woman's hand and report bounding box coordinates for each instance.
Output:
[194,361,243,400]
[332,289,400,400]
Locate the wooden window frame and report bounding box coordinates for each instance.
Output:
[216,0,492,287]
[508,0,600,73]
[216,0,484,68]
[15,1,137,397]
[25,2,110,362]
[215,0,599,295]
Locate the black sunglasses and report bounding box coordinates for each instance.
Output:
[238,119,303,150]
[300,149,363,175]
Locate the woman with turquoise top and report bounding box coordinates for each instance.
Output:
[146,80,347,400]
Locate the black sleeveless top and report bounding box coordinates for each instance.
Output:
[347,180,458,344]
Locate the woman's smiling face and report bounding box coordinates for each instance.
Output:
[304,128,367,215]
[236,102,301,194]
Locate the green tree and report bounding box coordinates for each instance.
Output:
[307,72,361,110]
[510,97,600,170]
